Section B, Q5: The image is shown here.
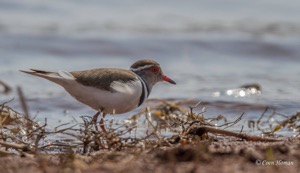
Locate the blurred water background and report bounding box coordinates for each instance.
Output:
[0,0,300,136]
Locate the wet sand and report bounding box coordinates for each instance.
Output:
[0,139,299,173]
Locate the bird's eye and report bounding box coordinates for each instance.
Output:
[150,66,159,74]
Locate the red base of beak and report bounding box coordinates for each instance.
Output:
[163,75,176,85]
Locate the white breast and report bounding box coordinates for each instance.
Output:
[62,78,143,114]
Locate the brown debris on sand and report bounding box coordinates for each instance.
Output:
[0,99,299,173]
[0,140,299,173]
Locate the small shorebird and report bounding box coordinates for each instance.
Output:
[20,59,176,132]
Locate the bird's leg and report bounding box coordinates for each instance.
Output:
[91,111,107,133]
[92,111,100,123]
[92,111,101,131]
[90,111,107,149]
[100,113,107,133]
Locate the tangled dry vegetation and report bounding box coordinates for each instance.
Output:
[0,82,299,173]
[2,98,297,156]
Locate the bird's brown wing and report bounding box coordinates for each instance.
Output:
[70,68,138,92]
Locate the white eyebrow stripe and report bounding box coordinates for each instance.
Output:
[130,64,154,72]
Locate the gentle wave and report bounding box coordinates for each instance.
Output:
[1,21,300,38]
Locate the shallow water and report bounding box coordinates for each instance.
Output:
[0,0,299,137]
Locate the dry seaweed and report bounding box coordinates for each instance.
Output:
[0,98,295,156]
[0,97,299,173]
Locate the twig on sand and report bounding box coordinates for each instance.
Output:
[0,140,32,153]
[0,80,12,94]
[219,112,244,129]
[256,107,270,130]
[188,126,282,142]
[17,86,34,136]
[0,149,11,156]
[17,86,29,118]
[273,112,300,132]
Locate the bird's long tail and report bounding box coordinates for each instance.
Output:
[19,69,75,84]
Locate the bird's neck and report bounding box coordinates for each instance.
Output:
[135,74,151,97]
[134,73,151,107]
